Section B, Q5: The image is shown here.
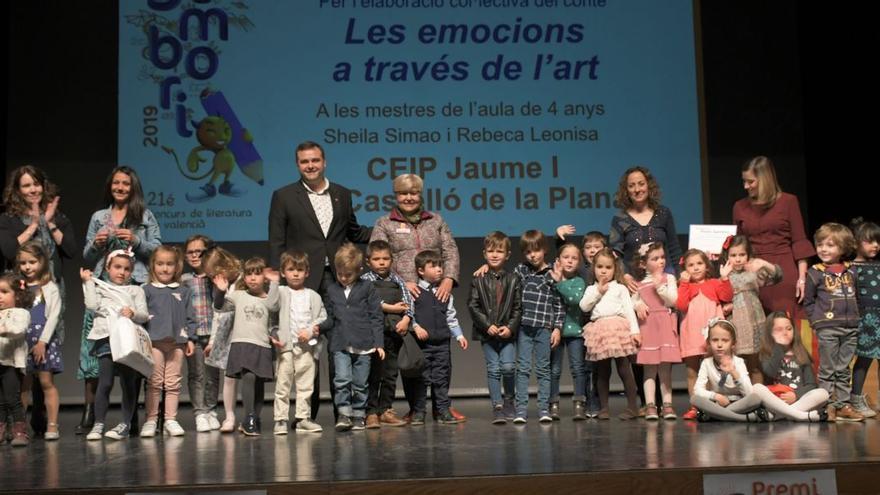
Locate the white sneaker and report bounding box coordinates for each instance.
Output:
[296,418,323,433]
[140,420,158,438]
[164,419,185,437]
[86,423,105,441]
[195,414,212,433]
[208,412,221,430]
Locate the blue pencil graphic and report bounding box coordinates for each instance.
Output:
[200,88,264,185]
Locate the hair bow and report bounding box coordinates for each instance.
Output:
[722,235,734,250]
[638,243,652,257]
[105,247,135,267]
[678,256,685,267]
[18,279,26,290]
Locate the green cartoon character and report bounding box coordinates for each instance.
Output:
[162,115,250,203]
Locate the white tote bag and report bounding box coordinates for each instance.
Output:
[94,279,154,377]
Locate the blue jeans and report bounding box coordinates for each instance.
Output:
[332,351,372,419]
[515,325,551,416]
[550,336,586,402]
[482,340,516,407]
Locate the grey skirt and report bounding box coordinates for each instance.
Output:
[225,342,274,380]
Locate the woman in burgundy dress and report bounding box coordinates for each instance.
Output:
[733,156,814,320]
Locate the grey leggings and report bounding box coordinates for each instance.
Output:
[691,392,762,422]
[752,384,829,421]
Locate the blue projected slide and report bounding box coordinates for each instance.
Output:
[119,0,701,241]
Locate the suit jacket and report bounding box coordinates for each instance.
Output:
[268,180,372,290]
[323,279,384,353]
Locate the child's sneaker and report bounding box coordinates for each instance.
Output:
[208,411,221,430]
[164,420,185,437]
[836,404,865,422]
[351,417,367,431]
[437,410,463,425]
[86,422,105,441]
[274,420,289,435]
[195,414,212,433]
[851,394,877,418]
[104,423,130,440]
[296,419,323,433]
[538,410,553,423]
[140,420,158,438]
[492,405,507,425]
[549,402,560,421]
[513,415,527,424]
[410,412,426,426]
[502,398,516,420]
[335,416,353,432]
[682,406,699,420]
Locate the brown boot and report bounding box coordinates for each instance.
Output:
[10,421,30,447]
[836,404,865,422]
[379,409,407,427]
[365,414,381,429]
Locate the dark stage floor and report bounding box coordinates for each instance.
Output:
[3,394,880,493]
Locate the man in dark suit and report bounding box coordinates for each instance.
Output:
[268,140,372,420]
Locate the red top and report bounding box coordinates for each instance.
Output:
[676,278,733,312]
[732,192,814,260]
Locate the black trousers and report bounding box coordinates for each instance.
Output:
[405,341,451,414]
[0,365,24,422]
[94,356,141,426]
[367,331,403,415]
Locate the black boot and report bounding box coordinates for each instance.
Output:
[74,403,95,435]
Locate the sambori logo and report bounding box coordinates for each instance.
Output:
[146,0,230,138]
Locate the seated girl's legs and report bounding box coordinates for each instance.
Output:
[643,364,658,406]
[567,337,586,401]
[691,393,761,422]
[753,384,825,421]
[613,356,639,412]
[792,388,830,413]
[94,356,116,425]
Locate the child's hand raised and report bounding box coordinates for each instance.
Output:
[213,274,229,292]
[680,271,691,283]
[263,268,279,282]
[556,224,576,240]
[550,262,563,282]
[80,268,92,283]
[719,259,734,279]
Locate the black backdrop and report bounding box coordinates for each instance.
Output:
[4,1,871,402]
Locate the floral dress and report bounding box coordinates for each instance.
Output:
[855,261,880,359]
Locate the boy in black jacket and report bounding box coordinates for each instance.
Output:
[468,231,522,424]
